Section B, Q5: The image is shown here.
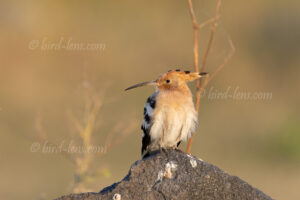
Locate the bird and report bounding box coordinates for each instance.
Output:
[125,69,207,157]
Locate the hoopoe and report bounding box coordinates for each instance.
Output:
[125,69,207,157]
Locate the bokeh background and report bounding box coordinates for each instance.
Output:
[1,0,300,199]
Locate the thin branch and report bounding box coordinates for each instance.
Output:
[186,0,200,154]
[187,36,235,154]
[198,15,220,30]
[186,0,222,154]
[202,36,235,88]
[67,110,85,137]
[201,0,222,73]
[187,0,199,72]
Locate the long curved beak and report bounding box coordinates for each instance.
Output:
[125,81,156,91]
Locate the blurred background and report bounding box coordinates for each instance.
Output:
[0,0,300,199]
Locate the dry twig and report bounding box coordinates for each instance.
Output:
[202,36,235,88]
[187,0,200,72]
[201,0,222,73]
[35,84,135,193]
[186,0,235,154]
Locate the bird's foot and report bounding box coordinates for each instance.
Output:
[159,146,167,154]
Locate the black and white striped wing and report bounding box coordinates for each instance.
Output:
[141,92,157,157]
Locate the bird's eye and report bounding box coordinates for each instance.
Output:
[166,79,170,83]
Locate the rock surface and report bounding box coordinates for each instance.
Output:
[57,149,273,200]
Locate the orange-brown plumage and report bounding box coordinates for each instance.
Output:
[125,69,207,157]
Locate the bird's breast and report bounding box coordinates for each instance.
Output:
[150,90,197,146]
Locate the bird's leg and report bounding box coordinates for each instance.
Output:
[158,144,163,153]
[158,144,168,156]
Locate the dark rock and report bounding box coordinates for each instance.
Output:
[57,149,273,200]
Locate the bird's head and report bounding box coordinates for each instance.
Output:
[125,69,207,91]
